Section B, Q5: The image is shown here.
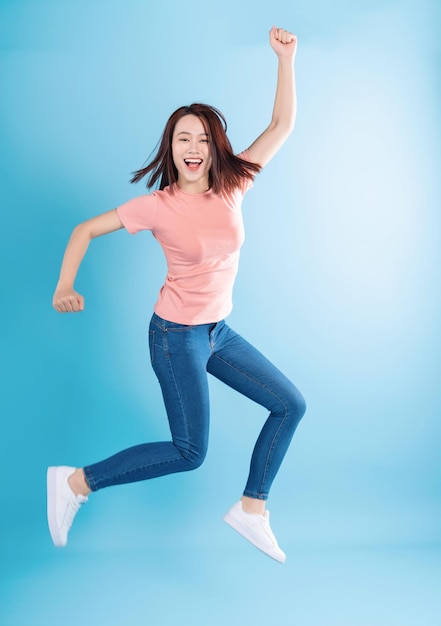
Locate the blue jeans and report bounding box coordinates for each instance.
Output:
[84,313,306,500]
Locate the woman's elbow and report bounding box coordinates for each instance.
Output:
[72,221,94,241]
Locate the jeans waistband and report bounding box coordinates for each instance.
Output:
[150,312,221,331]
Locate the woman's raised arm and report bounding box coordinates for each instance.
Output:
[53,209,123,313]
[247,26,297,168]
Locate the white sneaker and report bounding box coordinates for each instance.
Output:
[47,466,88,547]
[223,501,286,563]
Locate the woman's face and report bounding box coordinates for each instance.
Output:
[172,114,213,193]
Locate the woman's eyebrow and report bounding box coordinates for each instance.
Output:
[176,131,209,136]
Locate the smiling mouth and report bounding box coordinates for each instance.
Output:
[184,159,203,171]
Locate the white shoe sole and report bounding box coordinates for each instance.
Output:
[223,511,286,563]
[47,467,64,547]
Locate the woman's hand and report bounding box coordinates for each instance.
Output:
[270,26,297,60]
[53,287,84,313]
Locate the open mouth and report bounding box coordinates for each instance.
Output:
[184,159,203,171]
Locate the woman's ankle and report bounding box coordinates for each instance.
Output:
[241,495,265,515]
[68,468,92,497]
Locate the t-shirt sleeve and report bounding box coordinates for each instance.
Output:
[116,193,158,234]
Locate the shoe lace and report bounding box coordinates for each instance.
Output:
[260,513,278,545]
[64,495,87,528]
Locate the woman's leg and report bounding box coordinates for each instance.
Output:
[208,322,306,562]
[48,314,213,546]
[83,316,213,490]
[207,322,306,501]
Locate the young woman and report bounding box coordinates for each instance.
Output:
[47,26,306,563]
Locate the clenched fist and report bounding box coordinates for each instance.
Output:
[270,26,297,60]
[53,287,84,313]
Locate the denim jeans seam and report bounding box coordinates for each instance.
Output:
[102,455,191,485]
[260,413,289,494]
[150,316,164,331]
[148,330,155,363]
[210,354,290,416]
[163,334,191,454]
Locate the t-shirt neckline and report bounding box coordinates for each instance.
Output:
[173,183,213,197]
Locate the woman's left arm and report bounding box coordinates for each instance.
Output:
[247,26,297,168]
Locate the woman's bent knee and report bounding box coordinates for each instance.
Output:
[287,386,307,424]
[174,442,207,471]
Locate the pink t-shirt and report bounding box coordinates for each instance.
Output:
[116,152,254,324]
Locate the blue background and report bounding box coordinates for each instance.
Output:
[1,0,440,624]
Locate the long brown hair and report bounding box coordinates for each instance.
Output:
[130,103,261,194]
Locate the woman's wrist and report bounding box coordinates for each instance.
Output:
[277,53,295,66]
[55,281,75,292]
